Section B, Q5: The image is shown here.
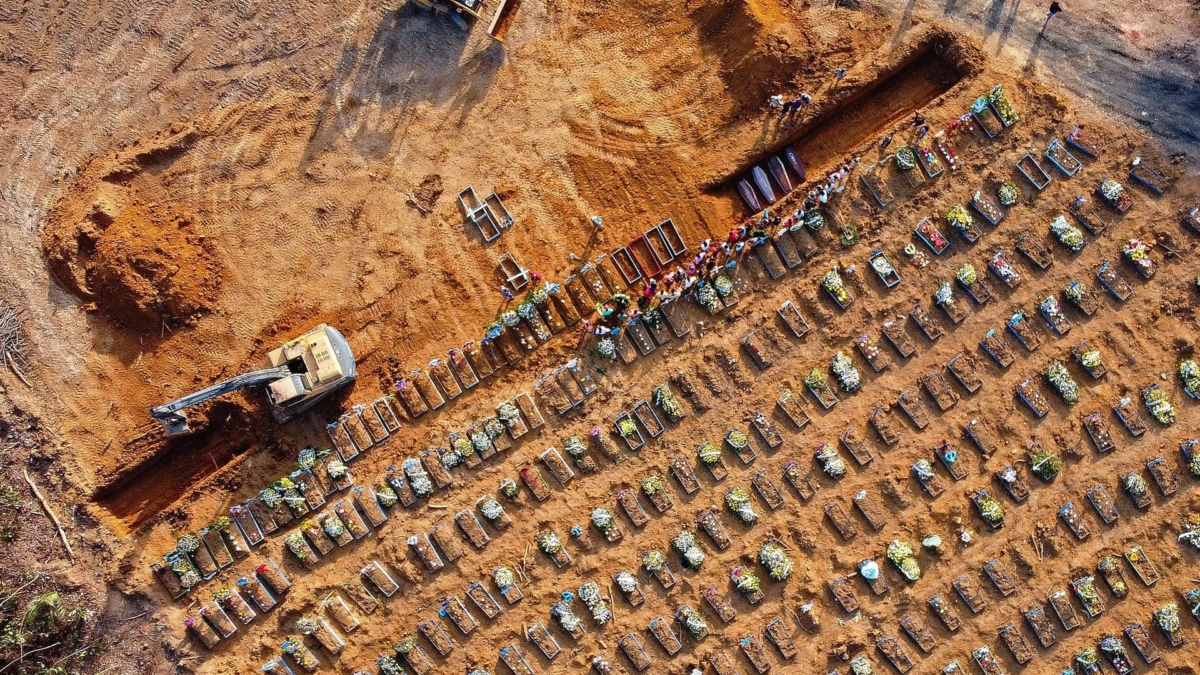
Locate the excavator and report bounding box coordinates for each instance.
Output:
[409,0,514,39]
[150,324,357,436]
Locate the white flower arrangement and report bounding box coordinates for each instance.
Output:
[591,507,615,533]
[1050,215,1085,251]
[759,542,793,581]
[403,458,433,496]
[831,351,861,392]
[597,337,616,358]
[1047,361,1079,405]
[934,282,955,307]
[725,428,750,449]
[480,498,505,522]
[956,263,978,286]
[870,254,895,277]
[725,487,758,524]
[945,204,973,232]
[564,436,587,457]
[492,567,515,588]
[681,606,708,638]
[579,581,611,625]
[551,602,581,632]
[850,656,875,675]
[537,531,563,554]
[326,459,348,479]
[698,442,722,466]
[615,572,638,594]
[913,459,936,482]
[642,550,666,572]
[497,401,520,422]
[886,539,921,580]
[1144,386,1175,424]
[816,444,846,478]
[1179,359,1200,398]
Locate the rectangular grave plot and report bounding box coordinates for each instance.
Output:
[633,401,664,438]
[1072,340,1107,378]
[618,490,651,528]
[1023,607,1056,647]
[696,506,729,550]
[948,354,984,393]
[1086,484,1119,524]
[627,321,657,357]
[1048,591,1081,630]
[877,636,914,673]
[953,575,987,614]
[1147,457,1178,495]
[740,633,772,674]
[751,412,784,449]
[915,460,946,497]
[1060,502,1091,540]
[1123,471,1153,508]
[341,581,379,615]
[441,596,477,635]
[778,301,811,338]
[923,371,959,411]
[1114,398,1148,436]
[669,455,701,494]
[618,633,651,672]
[776,390,811,429]
[765,618,797,659]
[615,412,645,450]
[1125,546,1160,586]
[652,563,676,590]
[520,466,552,502]
[704,586,738,623]
[1098,262,1134,301]
[1098,557,1129,598]
[860,558,890,596]
[743,330,774,368]
[327,423,359,462]
[1084,413,1118,452]
[900,613,937,653]
[1126,622,1161,663]
[527,622,560,660]
[898,390,931,429]
[710,651,742,675]
[430,522,465,561]
[662,300,693,338]
[615,573,646,606]
[910,301,943,341]
[882,320,917,357]
[422,449,454,490]
[939,442,970,480]
[499,645,535,675]
[410,532,444,572]
[999,625,1033,665]
[830,576,860,613]
[996,465,1030,503]
[466,581,502,619]
[840,427,874,465]
[648,617,682,655]
[778,462,814,499]
[983,559,1017,596]
[980,332,1016,367]
[418,618,455,656]
[615,330,639,364]
[870,408,901,446]
[854,491,887,530]
[929,596,962,632]
[943,663,966,675]
[354,487,387,527]
[455,510,491,549]
[1016,231,1053,268]
[825,502,858,541]
[751,471,785,509]
[539,448,575,486]
[965,418,999,455]
[1072,576,1105,617]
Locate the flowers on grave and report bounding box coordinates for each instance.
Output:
[579,582,611,625]
[1098,556,1127,595]
[831,351,861,393]
[1046,361,1079,405]
[988,84,1019,124]
[1122,472,1148,499]
[166,550,200,588]
[1028,445,1062,480]
[679,605,708,638]
[484,417,506,439]
[1143,386,1176,425]
[596,336,617,358]
[822,269,850,305]
[1179,359,1200,399]
[1184,513,1200,551]
[913,459,936,484]
[403,458,433,496]
[497,401,520,424]
[652,384,683,420]
[804,209,826,231]
[259,486,283,509]
[500,310,520,328]
[284,532,312,561]
[713,275,735,297]
[1050,215,1085,251]
[1040,295,1067,325]
[480,498,506,523]
[177,533,201,553]
[1064,280,1089,306]
[616,416,639,440]
[945,204,973,232]
[997,181,1020,206]
[493,567,516,590]
[1156,603,1181,635]
[903,243,930,268]
[698,441,722,466]
[916,136,942,170]
[537,531,563,555]
[815,444,846,479]
[551,601,582,633]
[975,493,1004,525]
[615,571,639,593]
[970,96,989,115]
[990,249,1020,285]
[955,263,978,286]
[376,655,405,675]
[886,540,921,581]
[696,282,721,313]
[297,446,318,470]
[917,220,948,250]
[1098,635,1127,661]
[1122,238,1155,275]
[725,428,750,450]
[804,368,826,392]
[759,542,794,581]
[281,639,319,670]
[870,254,896,280]
[895,145,917,171]
[295,615,320,635]
[326,459,348,480]
[392,634,418,655]
[850,655,875,675]
[672,530,706,569]
[321,513,347,539]
[731,567,761,595]
[208,515,232,534]
[725,487,758,524]
[1074,647,1100,668]
[529,284,550,305]
[591,507,615,534]
[564,436,588,459]
[569,524,583,537]
[453,435,475,459]
[641,474,666,497]
[856,335,882,362]
[499,478,519,498]
[1098,177,1126,202]
[934,282,955,307]
[369,486,396,509]
[470,429,492,454]
[642,549,666,573]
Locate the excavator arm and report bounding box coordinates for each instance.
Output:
[150,365,294,436]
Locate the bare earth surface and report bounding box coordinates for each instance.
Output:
[0,0,1198,673]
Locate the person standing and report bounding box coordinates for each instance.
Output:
[500,286,514,301]
[835,67,846,80]
[1046,1,1063,20]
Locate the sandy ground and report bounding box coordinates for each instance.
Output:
[0,0,1198,673]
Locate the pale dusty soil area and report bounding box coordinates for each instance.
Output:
[0,0,1198,673]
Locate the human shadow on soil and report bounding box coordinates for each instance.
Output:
[303,7,503,166]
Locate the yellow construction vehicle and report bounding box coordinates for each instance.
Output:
[150,324,356,436]
[409,0,514,39]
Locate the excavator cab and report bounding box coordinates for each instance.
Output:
[151,324,356,436]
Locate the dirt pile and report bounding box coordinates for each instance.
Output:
[43,129,222,332]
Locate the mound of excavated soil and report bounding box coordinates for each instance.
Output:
[43,133,222,331]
